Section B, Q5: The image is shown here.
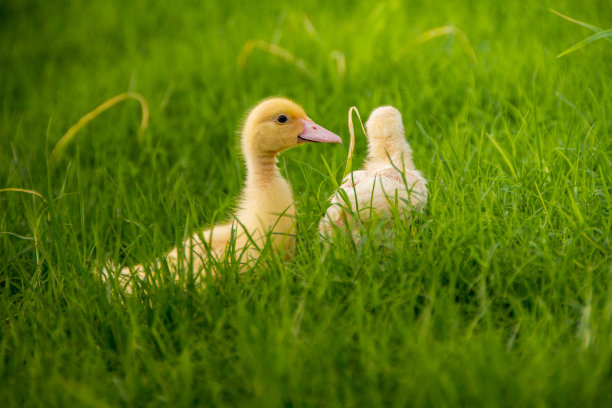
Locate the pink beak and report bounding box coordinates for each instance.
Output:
[298,118,342,144]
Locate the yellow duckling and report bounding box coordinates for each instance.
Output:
[106,97,341,291]
[319,106,427,234]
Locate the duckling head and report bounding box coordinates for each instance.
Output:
[365,106,412,162]
[242,97,341,156]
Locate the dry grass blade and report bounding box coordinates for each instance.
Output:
[50,92,150,164]
[0,188,49,220]
[0,188,47,203]
[394,25,477,64]
[343,106,367,179]
[237,39,313,78]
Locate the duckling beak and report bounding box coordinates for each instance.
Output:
[297,118,342,144]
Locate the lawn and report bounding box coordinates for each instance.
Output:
[1,0,611,406]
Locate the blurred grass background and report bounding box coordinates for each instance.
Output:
[1,0,611,406]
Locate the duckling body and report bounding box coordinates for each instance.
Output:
[167,146,297,265]
[106,97,341,291]
[319,106,427,234]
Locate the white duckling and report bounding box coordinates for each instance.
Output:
[319,106,427,234]
[105,97,341,291]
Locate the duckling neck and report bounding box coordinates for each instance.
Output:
[245,152,281,184]
[241,151,295,221]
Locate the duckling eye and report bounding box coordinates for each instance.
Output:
[276,114,288,124]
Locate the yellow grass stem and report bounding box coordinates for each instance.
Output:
[394,25,477,64]
[50,92,149,164]
[343,106,367,179]
[237,40,313,78]
[0,188,47,203]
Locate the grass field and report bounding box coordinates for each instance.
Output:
[1,0,611,406]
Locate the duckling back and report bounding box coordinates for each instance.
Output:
[319,105,428,235]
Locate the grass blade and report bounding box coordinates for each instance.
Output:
[485,133,518,181]
[550,9,612,42]
[557,29,612,58]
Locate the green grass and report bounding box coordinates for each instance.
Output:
[1,0,611,406]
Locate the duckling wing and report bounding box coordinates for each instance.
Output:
[320,175,388,233]
[347,174,409,218]
[375,167,428,210]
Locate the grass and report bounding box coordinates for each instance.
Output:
[1,0,611,406]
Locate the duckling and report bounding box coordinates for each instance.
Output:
[319,106,427,234]
[105,97,341,291]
